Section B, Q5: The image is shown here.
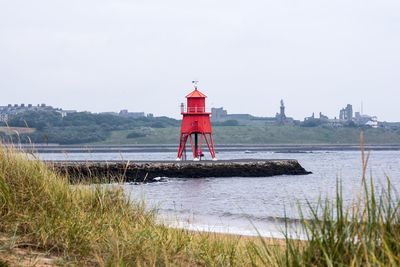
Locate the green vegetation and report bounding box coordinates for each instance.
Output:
[3,111,179,144]
[0,127,34,135]
[1,143,400,265]
[214,125,400,144]
[99,128,181,145]
[212,125,400,144]
[95,125,400,145]
[213,120,240,126]
[2,109,400,145]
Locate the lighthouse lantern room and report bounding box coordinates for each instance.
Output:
[176,81,217,161]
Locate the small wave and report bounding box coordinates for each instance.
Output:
[219,211,302,224]
[274,151,312,154]
[126,176,169,185]
[162,208,194,214]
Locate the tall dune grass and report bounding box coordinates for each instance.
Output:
[0,145,253,265]
[0,143,400,266]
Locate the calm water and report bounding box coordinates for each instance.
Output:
[39,150,400,238]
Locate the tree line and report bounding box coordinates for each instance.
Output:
[0,110,180,144]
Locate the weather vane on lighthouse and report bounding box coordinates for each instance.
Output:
[192,80,199,89]
[176,81,217,161]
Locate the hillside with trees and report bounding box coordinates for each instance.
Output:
[0,110,179,144]
[1,110,400,145]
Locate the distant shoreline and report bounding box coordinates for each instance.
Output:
[12,143,400,153]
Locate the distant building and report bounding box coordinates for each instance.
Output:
[57,110,77,118]
[303,111,347,127]
[304,112,315,121]
[302,104,381,128]
[119,110,145,118]
[211,107,254,124]
[319,112,329,120]
[211,100,296,126]
[211,107,228,122]
[339,104,353,121]
[225,113,253,121]
[309,112,315,119]
[275,99,297,125]
[0,103,76,118]
[365,118,378,128]
[354,112,378,128]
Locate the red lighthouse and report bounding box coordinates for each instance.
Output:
[176,81,217,161]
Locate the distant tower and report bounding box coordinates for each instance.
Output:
[339,104,353,121]
[278,99,286,124]
[176,81,217,161]
[345,104,353,120]
[280,99,286,119]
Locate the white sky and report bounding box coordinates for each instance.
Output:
[1,0,399,121]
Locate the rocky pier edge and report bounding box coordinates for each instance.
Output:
[49,159,311,184]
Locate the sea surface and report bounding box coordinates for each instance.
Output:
[39,150,400,238]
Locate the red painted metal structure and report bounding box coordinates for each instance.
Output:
[176,82,217,161]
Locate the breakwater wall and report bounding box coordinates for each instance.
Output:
[50,159,311,183]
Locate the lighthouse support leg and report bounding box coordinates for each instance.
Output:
[204,134,212,158]
[198,134,203,159]
[176,133,188,160]
[209,134,217,159]
[188,134,197,160]
[204,133,217,160]
[194,133,198,159]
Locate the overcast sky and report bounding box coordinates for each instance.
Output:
[1,0,399,121]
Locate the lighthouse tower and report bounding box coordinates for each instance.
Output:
[176,81,217,161]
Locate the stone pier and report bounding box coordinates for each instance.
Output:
[50,159,311,183]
